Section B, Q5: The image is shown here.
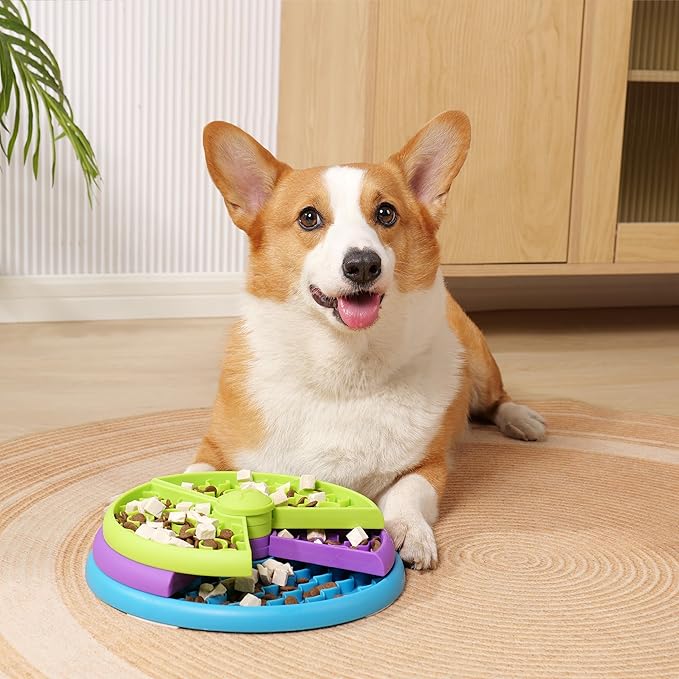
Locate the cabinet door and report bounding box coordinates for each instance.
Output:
[372,0,583,264]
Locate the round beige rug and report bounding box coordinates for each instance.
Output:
[1,401,678,679]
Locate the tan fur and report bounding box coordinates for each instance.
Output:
[194,321,264,470]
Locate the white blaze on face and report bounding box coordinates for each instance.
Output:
[302,166,395,299]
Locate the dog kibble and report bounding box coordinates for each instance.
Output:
[303,587,321,599]
[370,538,382,551]
[296,577,309,584]
[200,539,221,550]
[318,582,336,590]
[122,521,138,530]
[305,501,317,508]
[218,528,234,541]
[279,585,296,592]
[284,596,299,605]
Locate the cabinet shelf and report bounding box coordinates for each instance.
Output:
[628,69,679,83]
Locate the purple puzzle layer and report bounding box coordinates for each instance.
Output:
[268,529,395,576]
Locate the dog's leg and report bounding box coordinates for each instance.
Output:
[378,391,467,570]
[446,294,546,441]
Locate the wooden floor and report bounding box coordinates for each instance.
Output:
[1,307,677,441]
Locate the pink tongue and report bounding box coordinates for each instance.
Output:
[336,293,381,329]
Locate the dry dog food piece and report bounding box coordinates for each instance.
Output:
[326,539,341,545]
[299,474,316,490]
[304,501,317,508]
[279,585,296,592]
[239,593,261,607]
[317,582,336,591]
[295,577,309,585]
[204,485,217,493]
[262,593,278,601]
[286,488,296,498]
[370,538,382,552]
[218,528,234,541]
[128,513,145,523]
[284,596,299,605]
[164,499,173,508]
[122,521,138,531]
[200,539,221,550]
[303,587,321,599]
[346,526,369,548]
[194,596,206,604]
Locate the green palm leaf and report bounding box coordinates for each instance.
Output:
[0,0,100,203]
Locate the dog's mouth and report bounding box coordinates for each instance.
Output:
[310,285,383,330]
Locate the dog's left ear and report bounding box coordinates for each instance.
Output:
[389,110,471,222]
[203,121,290,233]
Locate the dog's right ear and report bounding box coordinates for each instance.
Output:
[203,122,290,233]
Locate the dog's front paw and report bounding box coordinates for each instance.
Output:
[495,402,546,441]
[386,517,438,570]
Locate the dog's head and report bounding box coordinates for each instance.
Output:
[203,111,470,331]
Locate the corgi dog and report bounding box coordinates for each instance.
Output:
[187,111,546,569]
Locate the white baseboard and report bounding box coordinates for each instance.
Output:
[0,274,246,322]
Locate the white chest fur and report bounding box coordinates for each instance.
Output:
[235,276,463,498]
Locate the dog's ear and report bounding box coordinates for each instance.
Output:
[203,122,290,232]
[389,111,471,222]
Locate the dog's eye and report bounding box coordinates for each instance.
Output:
[298,206,323,230]
[375,202,398,227]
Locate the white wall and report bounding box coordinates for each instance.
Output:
[0,0,280,319]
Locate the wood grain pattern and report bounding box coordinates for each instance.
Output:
[616,223,679,262]
[371,0,583,264]
[277,0,378,168]
[628,69,679,83]
[568,0,633,264]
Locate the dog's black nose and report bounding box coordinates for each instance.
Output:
[342,248,382,285]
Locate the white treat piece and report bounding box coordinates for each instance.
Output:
[269,488,288,506]
[125,500,140,514]
[272,568,289,587]
[146,521,164,530]
[220,577,235,589]
[169,537,193,548]
[150,529,173,544]
[277,529,294,539]
[251,567,260,584]
[314,539,323,544]
[347,526,369,547]
[277,482,291,493]
[180,481,194,489]
[135,523,156,540]
[257,564,272,585]
[199,582,214,597]
[239,593,261,607]
[195,523,216,540]
[142,496,166,518]
[262,558,285,572]
[234,576,255,593]
[186,510,202,524]
[253,482,269,495]
[205,583,226,599]
[307,529,326,542]
[236,469,252,482]
[307,491,326,504]
[168,511,186,524]
[299,474,316,490]
[197,515,219,528]
[175,501,193,512]
[193,502,211,515]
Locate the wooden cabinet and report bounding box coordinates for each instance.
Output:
[278,0,679,291]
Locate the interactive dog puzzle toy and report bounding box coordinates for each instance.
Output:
[87,471,405,632]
